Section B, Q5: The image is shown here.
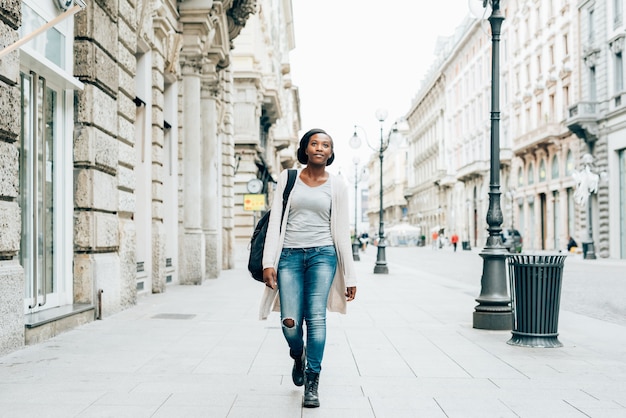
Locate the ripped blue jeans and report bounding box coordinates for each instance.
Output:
[277,246,337,374]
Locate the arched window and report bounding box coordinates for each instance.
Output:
[517,167,524,187]
[528,162,535,185]
[539,159,547,182]
[551,155,560,179]
[566,150,574,175]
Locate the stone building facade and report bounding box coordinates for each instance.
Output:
[442,17,496,249]
[365,141,408,240]
[567,0,626,258]
[404,17,496,249]
[401,1,599,255]
[0,0,298,357]
[231,0,300,246]
[404,71,450,243]
[504,0,581,252]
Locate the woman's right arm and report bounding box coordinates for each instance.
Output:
[261,170,288,272]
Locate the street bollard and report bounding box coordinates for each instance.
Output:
[507,253,567,348]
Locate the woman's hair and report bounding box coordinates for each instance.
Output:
[297,128,335,166]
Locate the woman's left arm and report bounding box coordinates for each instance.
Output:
[334,176,357,291]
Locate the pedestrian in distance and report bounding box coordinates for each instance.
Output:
[360,232,369,251]
[567,236,578,252]
[259,128,358,408]
[451,233,459,252]
[431,230,439,250]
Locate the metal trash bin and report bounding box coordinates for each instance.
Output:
[507,254,567,348]
[462,241,471,250]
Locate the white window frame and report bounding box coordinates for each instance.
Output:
[20,0,80,312]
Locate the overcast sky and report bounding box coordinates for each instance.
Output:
[290,1,472,174]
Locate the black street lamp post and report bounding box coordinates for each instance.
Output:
[351,156,366,261]
[374,110,389,274]
[350,111,406,274]
[472,0,513,330]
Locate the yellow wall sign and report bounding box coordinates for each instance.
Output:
[244,194,266,211]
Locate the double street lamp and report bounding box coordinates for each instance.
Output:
[351,156,367,261]
[350,109,407,274]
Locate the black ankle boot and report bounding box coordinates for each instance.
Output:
[303,371,320,408]
[291,349,305,387]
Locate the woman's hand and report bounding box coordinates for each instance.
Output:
[345,286,357,301]
[262,267,277,290]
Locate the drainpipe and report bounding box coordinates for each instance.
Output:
[96,289,104,320]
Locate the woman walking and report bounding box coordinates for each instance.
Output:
[260,128,357,408]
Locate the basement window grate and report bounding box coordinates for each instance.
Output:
[151,313,196,320]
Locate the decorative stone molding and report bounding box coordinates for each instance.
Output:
[181,58,204,76]
[227,0,257,42]
[138,0,162,44]
[568,121,598,144]
[202,78,222,99]
[164,31,183,76]
[559,64,572,79]
[583,47,601,68]
[609,34,625,54]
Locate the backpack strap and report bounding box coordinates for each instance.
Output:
[280,169,297,225]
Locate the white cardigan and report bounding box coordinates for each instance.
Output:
[259,169,357,320]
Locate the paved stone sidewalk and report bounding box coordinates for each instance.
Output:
[1,246,625,417]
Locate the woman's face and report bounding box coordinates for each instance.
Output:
[306,133,333,165]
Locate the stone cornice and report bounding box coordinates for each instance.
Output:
[179,7,217,58]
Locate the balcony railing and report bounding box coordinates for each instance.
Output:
[611,92,626,111]
[514,123,563,152]
[566,101,599,142]
[456,159,490,183]
[568,101,598,119]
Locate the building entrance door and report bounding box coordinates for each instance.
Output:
[20,72,70,312]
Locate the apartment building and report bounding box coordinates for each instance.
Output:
[443,17,498,249]
[405,17,496,248]
[567,0,626,258]
[402,1,595,254]
[505,0,581,252]
[404,69,449,242]
[231,0,301,248]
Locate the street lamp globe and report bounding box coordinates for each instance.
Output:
[349,129,362,150]
[468,0,492,18]
[375,108,388,123]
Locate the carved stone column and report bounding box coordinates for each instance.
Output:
[181,60,205,284]
[202,77,222,279]
[221,67,236,269]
